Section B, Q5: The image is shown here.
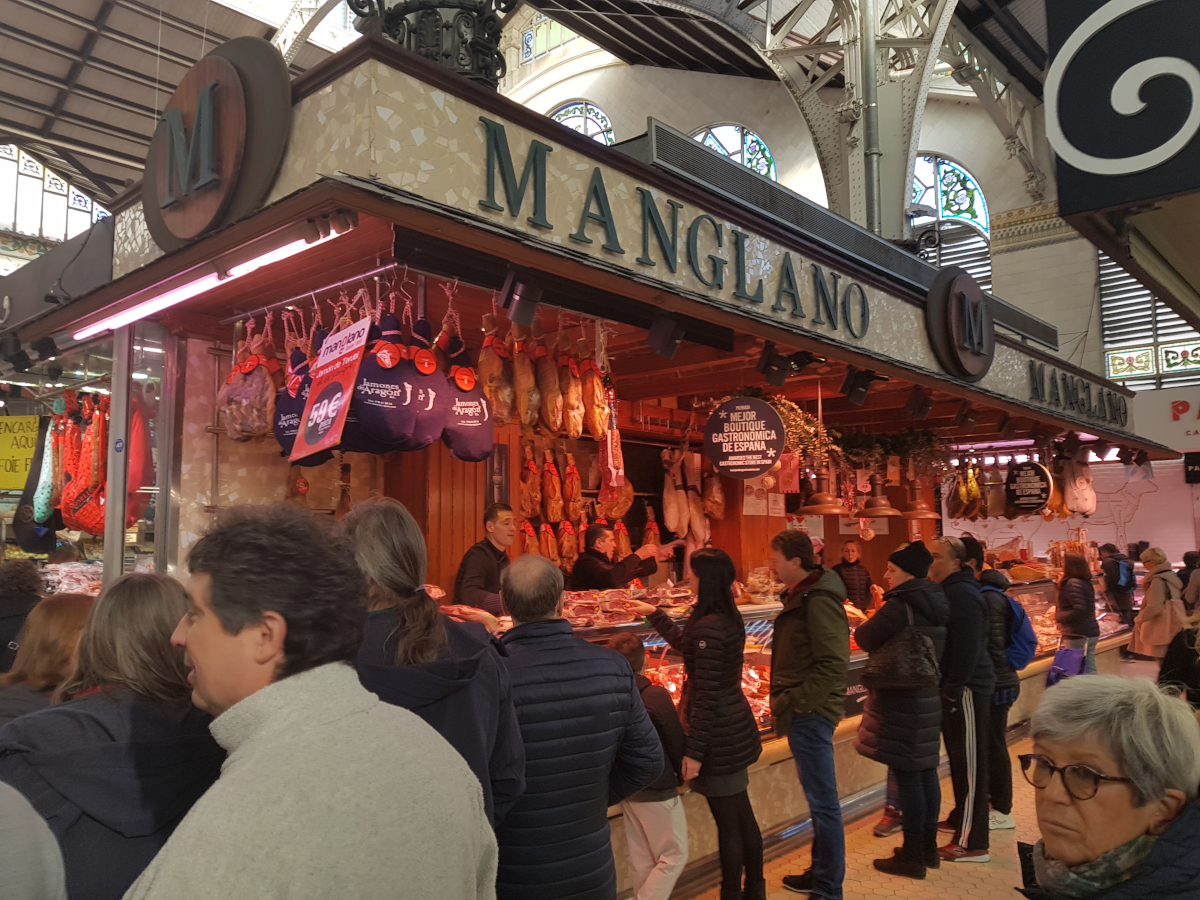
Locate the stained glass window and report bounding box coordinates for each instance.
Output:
[1106,348,1156,379]
[550,101,614,145]
[691,124,776,181]
[911,155,989,237]
[521,14,576,65]
[0,144,109,245]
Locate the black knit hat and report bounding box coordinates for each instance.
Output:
[889,540,933,579]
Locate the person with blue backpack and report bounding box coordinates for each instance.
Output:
[1099,544,1136,659]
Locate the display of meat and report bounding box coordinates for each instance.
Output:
[478,312,514,426]
[1063,448,1097,516]
[613,521,633,560]
[559,332,584,440]
[510,325,541,436]
[641,506,660,548]
[217,316,281,441]
[579,336,608,441]
[520,445,541,520]
[563,452,584,522]
[61,394,107,535]
[702,457,725,521]
[539,523,561,566]
[532,321,563,436]
[558,521,579,574]
[521,520,540,556]
[684,452,708,543]
[542,449,564,523]
[334,460,352,521]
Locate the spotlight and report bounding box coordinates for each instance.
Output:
[46,363,63,382]
[904,385,933,419]
[31,337,59,361]
[498,269,542,327]
[757,342,826,387]
[7,351,31,374]
[839,366,886,405]
[953,401,980,433]
[787,350,823,376]
[646,315,686,359]
[44,292,62,305]
[999,415,1019,440]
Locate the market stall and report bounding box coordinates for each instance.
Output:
[5,35,1177,897]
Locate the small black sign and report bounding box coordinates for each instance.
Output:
[1005,462,1053,513]
[703,397,786,480]
[1185,452,1200,484]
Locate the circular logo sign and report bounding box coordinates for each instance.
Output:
[926,266,995,383]
[702,397,786,480]
[303,382,345,445]
[1005,462,1053,514]
[454,368,476,391]
[375,343,402,369]
[414,348,437,375]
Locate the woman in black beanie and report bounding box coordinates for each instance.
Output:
[853,541,951,879]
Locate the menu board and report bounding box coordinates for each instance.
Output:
[1005,462,1052,513]
[703,397,786,480]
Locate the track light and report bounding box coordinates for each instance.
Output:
[646,315,686,359]
[498,268,542,327]
[839,366,886,405]
[757,342,825,387]
[904,385,932,419]
[31,337,59,362]
[999,415,1019,440]
[953,401,980,433]
[7,350,31,374]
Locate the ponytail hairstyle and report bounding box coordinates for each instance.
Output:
[337,498,447,666]
[685,548,744,638]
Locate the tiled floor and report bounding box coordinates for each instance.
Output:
[683,658,1162,900]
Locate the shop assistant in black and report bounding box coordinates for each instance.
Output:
[569,524,673,591]
[453,503,517,615]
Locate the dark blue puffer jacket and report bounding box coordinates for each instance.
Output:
[496,619,664,900]
[1019,799,1200,899]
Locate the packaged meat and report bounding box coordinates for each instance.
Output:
[539,522,561,566]
[519,445,541,520]
[559,332,584,440]
[217,316,281,441]
[532,321,563,436]
[558,521,579,574]
[399,308,452,451]
[579,336,608,441]
[478,312,514,425]
[614,521,633,560]
[521,520,540,556]
[702,457,725,521]
[542,449,564,523]
[440,336,494,463]
[510,325,541,436]
[61,394,107,536]
[563,453,584,522]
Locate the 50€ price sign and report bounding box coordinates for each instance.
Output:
[289,317,371,461]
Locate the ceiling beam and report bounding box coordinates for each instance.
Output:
[0,117,144,170]
[8,0,197,70]
[0,22,179,93]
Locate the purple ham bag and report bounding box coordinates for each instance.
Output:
[274,346,333,467]
[341,320,399,454]
[400,315,451,451]
[441,337,494,462]
[354,312,417,450]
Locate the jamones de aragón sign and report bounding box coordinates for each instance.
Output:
[477,118,871,343]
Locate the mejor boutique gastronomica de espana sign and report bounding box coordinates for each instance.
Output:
[703,398,786,480]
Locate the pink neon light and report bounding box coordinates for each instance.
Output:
[72,229,346,341]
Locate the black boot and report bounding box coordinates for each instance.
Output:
[924,833,941,869]
[873,846,926,880]
[743,879,768,900]
[719,888,743,900]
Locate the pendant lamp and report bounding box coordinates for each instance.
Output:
[852,473,904,517]
[902,476,942,520]
[800,465,851,516]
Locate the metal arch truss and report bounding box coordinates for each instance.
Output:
[273,0,347,65]
[942,24,1048,203]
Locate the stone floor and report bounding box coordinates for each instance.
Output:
[682,657,1162,900]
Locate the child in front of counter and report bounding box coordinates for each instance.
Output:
[608,633,689,900]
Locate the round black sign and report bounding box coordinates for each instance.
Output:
[1005,462,1052,513]
[926,266,995,383]
[703,397,786,480]
[304,381,345,445]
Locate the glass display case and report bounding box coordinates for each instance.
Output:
[1007,577,1130,656]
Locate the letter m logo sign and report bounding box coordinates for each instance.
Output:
[959,291,987,355]
[159,80,219,209]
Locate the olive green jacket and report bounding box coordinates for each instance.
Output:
[769,567,850,734]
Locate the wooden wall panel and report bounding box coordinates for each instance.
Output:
[707,475,787,583]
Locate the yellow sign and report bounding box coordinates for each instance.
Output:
[0,417,41,491]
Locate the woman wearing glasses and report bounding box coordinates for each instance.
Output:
[1018,676,1200,899]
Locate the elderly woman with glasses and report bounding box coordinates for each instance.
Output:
[1018,676,1200,899]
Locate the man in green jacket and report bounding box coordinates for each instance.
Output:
[769,529,850,899]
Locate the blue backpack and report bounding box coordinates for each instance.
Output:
[1115,559,1135,592]
[1003,592,1038,671]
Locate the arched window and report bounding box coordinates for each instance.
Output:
[910,155,990,290]
[550,101,614,145]
[691,124,776,181]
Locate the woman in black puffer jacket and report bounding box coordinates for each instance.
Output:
[1056,552,1100,674]
[853,541,949,880]
[632,548,764,900]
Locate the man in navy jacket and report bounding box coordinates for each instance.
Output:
[496,555,664,900]
[930,536,995,864]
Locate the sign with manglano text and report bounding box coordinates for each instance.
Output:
[703,398,785,480]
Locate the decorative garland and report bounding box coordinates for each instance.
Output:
[767,396,842,467]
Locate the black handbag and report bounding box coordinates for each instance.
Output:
[860,603,941,691]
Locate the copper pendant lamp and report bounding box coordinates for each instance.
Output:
[799,465,851,516]
[902,476,942,520]
[853,474,904,517]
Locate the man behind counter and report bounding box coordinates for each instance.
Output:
[453,504,517,615]
[569,525,675,591]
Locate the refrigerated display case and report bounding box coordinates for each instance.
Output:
[1007,576,1130,656]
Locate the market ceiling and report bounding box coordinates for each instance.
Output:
[0,0,334,201]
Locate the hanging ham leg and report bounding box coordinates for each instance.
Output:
[559,332,584,440]
[533,321,563,436]
[563,452,584,522]
[614,521,633,560]
[702,457,725,521]
[641,505,660,549]
[558,521,579,574]
[542,449,564,523]
[579,336,608,441]
[478,313,514,425]
[520,445,541,521]
[511,325,541,436]
[539,523,561,567]
[661,449,682,536]
[521,520,540,557]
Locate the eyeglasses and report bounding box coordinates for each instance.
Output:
[1019,753,1134,801]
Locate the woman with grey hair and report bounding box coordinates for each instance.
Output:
[1018,675,1200,899]
[339,497,525,827]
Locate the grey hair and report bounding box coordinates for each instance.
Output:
[933,536,967,563]
[1031,675,1200,805]
[502,555,564,623]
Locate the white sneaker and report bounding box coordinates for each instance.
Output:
[989,810,1015,830]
